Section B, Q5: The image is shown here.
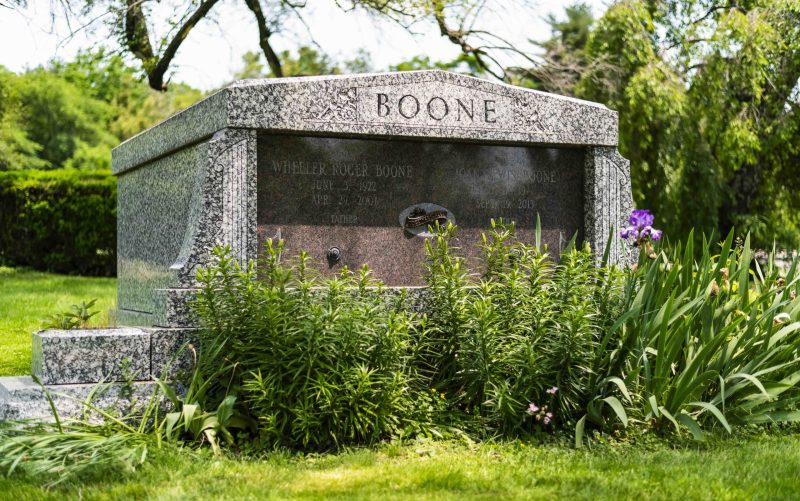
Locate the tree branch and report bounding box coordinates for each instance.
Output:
[150,0,221,90]
[431,3,499,77]
[125,0,222,90]
[430,1,538,80]
[243,0,283,77]
[124,0,155,64]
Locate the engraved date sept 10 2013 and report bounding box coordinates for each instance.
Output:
[477,198,539,211]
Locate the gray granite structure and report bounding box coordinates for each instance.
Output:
[112,70,633,328]
[0,327,191,420]
[0,70,633,420]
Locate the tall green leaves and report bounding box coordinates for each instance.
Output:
[192,243,425,450]
[581,230,800,443]
[420,221,620,435]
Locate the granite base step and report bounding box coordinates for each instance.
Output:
[32,327,196,386]
[0,375,160,421]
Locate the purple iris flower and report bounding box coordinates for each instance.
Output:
[629,209,654,227]
[620,209,662,244]
[620,226,636,239]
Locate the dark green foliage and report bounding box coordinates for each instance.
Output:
[0,50,203,172]
[14,69,117,170]
[577,0,800,246]
[0,169,116,276]
[0,67,48,171]
[191,242,429,451]
[420,221,622,435]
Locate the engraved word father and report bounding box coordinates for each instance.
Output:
[376,93,497,123]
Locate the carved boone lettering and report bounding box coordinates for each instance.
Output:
[377,94,497,123]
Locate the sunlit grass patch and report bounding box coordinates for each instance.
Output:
[0,268,116,376]
[2,436,800,499]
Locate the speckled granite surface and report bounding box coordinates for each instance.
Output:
[112,90,227,174]
[152,289,197,327]
[0,376,169,421]
[111,70,633,327]
[117,143,207,313]
[113,71,618,175]
[585,147,636,264]
[149,327,198,379]
[32,329,150,385]
[110,308,154,328]
[116,128,257,316]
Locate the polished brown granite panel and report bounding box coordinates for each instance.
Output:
[257,133,584,285]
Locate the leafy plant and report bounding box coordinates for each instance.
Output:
[155,348,247,455]
[578,230,800,444]
[419,220,623,436]
[0,420,151,487]
[0,379,152,487]
[190,241,431,451]
[43,298,99,330]
[7,218,800,487]
[0,356,237,485]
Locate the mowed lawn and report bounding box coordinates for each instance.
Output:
[2,435,800,500]
[0,267,116,376]
[2,268,800,500]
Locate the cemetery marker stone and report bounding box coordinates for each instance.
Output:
[0,70,635,420]
[111,70,633,327]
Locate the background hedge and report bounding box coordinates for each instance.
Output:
[0,169,116,276]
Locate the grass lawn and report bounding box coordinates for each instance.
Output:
[0,267,116,376]
[2,269,799,500]
[1,434,800,500]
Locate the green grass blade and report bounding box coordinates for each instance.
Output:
[575,415,586,448]
[677,413,705,441]
[602,396,628,427]
[688,401,731,433]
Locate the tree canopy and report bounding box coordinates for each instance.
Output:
[53,0,532,90]
[577,0,800,246]
[0,51,202,171]
[510,0,800,246]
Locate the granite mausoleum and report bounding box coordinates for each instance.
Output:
[0,70,633,419]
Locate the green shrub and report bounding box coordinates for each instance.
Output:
[0,169,116,276]
[580,231,800,443]
[185,222,800,447]
[4,223,800,479]
[420,221,623,436]
[190,241,432,451]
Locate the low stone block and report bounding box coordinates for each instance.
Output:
[32,328,151,385]
[0,375,160,421]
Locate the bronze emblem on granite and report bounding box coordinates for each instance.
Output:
[399,203,455,237]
